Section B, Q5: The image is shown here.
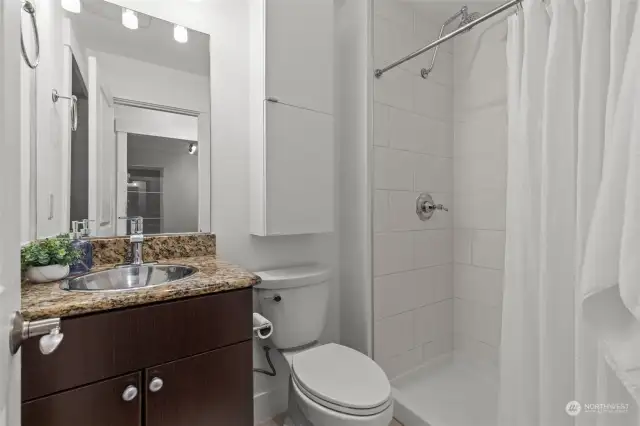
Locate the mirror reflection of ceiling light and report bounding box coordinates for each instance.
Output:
[122,8,138,30]
[188,143,198,155]
[61,0,81,13]
[174,25,188,43]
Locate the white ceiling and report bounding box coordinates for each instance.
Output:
[69,0,210,76]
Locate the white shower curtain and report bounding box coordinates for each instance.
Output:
[500,0,640,425]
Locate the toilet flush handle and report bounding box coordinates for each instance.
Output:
[263,294,282,303]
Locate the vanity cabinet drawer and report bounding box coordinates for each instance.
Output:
[23,372,141,426]
[22,289,252,401]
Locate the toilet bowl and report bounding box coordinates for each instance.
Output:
[254,266,393,426]
[283,343,393,426]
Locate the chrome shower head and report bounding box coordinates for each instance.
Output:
[459,12,481,31]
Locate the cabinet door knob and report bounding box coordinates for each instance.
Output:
[122,385,138,402]
[149,377,164,393]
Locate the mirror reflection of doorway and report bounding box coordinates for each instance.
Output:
[125,134,198,235]
[69,54,89,229]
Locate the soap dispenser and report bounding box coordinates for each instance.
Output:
[69,220,93,276]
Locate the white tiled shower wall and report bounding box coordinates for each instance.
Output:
[372,0,455,380]
[452,18,508,367]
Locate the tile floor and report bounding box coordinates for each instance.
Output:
[257,415,403,426]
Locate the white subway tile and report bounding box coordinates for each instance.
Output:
[453,298,475,337]
[454,264,503,307]
[374,0,414,29]
[414,229,452,268]
[374,270,420,319]
[374,103,390,147]
[474,305,502,347]
[472,230,506,270]
[454,105,507,157]
[374,16,395,71]
[454,229,472,264]
[421,193,453,230]
[423,335,454,361]
[389,108,422,153]
[374,232,414,276]
[374,147,414,190]
[413,304,436,345]
[432,299,453,341]
[413,14,451,54]
[374,67,414,111]
[374,311,415,359]
[454,334,499,367]
[414,79,451,121]
[374,190,390,233]
[414,299,452,346]
[414,155,452,193]
[453,190,506,230]
[377,346,423,380]
[430,263,453,302]
[389,191,423,231]
[454,152,507,193]
[418,116,452,157]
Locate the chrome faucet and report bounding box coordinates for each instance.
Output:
[119,216,145,266]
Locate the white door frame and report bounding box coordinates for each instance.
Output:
[113,99,211,234]
[1,0,24,424]
[116,131,128,236]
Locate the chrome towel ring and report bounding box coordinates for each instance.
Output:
[20,0,40,69]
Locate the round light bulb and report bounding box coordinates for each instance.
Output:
[174,25,188,43]
[61,0,81,13]
[122,8,138,30]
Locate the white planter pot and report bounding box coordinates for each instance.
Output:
[25,265,70,283]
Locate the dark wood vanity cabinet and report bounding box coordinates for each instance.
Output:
[23,372,142,426]
[21,289,254,426]
[146,341,253,426]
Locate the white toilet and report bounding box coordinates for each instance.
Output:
[255,266,393,426]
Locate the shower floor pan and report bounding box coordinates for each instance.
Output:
[391,353,499,426]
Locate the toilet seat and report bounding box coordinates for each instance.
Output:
[290,343,392,416]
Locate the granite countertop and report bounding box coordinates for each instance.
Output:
[22,256,260,321]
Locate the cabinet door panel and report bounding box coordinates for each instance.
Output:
[265,0,333,114]
[22,372,141,426]
[265,101,334,235]
[146,341,253,426]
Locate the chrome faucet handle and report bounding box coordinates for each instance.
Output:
[416,193,449,221]
[118,216,144,234]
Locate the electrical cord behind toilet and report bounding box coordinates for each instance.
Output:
[253,345,277,376]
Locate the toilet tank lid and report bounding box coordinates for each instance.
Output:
[254,265,331,290]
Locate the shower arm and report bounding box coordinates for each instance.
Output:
[421,7,467,80]
[374,0,522,79]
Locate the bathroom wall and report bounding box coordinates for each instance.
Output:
[452,17,508,367]
[105,0,340,423]
[372,0,455,380]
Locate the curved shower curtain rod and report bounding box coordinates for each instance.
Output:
[374,0,523,79]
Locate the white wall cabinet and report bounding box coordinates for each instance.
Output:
[250,0,334,236]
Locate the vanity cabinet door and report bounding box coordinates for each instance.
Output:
[145,340,253,426]
[22,372,141,426]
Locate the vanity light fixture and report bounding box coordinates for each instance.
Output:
[174,25,188,43]
[122,8,138,30]
[61,0,81,14]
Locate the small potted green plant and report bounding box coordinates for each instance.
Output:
[21,235,81,283]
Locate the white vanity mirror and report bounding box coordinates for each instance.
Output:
[26,0,211,239]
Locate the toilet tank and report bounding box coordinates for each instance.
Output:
[254,265,331,349]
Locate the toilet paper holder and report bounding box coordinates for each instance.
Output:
[253,313,273,339]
